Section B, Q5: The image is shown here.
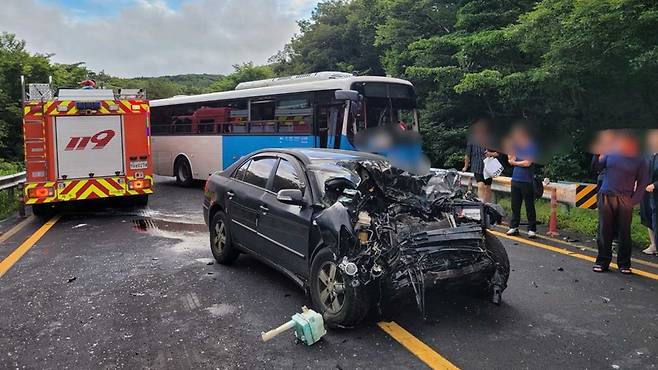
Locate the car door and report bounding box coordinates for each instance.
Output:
[225,156,277,254]
[257,155,314,276]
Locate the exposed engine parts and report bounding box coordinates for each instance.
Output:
[314,160,510,319]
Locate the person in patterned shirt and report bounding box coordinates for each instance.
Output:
[463,119,499,203]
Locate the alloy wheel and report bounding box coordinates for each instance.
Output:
[213,220,226,253]
[317,261,345,314]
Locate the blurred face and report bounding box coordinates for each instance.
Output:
[648,130,658,153]
[617,134,639,156]
[592,130,616,155]
[511,125,529,146]
[471,121,489,143]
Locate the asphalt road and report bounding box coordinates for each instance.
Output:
[1,177,657,369]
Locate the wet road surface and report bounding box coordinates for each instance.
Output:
[1,177,656,369]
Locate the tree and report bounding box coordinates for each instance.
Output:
[206,63,275,92]
[271,0,386,76]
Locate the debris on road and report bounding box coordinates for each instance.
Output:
[66,276,77,283]
[72,224,88,229]
[601,297,611,304]
[261,306,326,346]
[130,292,145,297]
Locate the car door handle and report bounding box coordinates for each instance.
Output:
[259,205,269,214]
[226,191,235,199]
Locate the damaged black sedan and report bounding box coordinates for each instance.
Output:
[203,149,509,327]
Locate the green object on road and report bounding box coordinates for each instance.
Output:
[261,306,327,346]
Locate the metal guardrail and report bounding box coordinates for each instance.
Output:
[455,171,587,207]
[0,171,26,217]
[0,171,26,191]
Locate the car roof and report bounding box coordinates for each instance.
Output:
[253,148,386,164]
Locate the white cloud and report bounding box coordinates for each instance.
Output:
[1,0,318,77]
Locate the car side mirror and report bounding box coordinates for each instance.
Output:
[276,189,304,206]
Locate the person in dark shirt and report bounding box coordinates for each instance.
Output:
[506,123,538,238]
[640,130,658,255]
[594,132,649,274]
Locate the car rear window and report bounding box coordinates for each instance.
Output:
[272,159,303,193]
[242,157,277,189]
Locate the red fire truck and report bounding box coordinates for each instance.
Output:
[21,77,154,216]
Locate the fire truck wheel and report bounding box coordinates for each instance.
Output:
[175,157,193,187]
[132,195,149,208]
[209,210,239,265]
[32,204,55,219]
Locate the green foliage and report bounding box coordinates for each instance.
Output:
[271,0,658,182]
[0,160,22,219]
[207,63,275,92]
[2,0,658,182]
[270,0,386,76]
[0,160,22,176]
[0,32,86,161]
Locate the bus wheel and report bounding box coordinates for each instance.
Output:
[175,157,193,187]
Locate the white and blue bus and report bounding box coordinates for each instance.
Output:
[150,72,419,185]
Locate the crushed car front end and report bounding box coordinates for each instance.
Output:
[311,159,509,325]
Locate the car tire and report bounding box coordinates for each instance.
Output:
[478,233,510,302]
[310,248,370,328]
[485,233,510,279]
[175,157,193,187]
[209,210,239,265]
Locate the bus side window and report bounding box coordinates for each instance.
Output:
[250,100,276,133]
[150,106,171,135]
[229,100,248,134]
[276,95,312,134]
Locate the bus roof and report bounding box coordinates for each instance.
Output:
[150,74,413,107]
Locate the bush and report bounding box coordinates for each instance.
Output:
[0,160,23,219]
[0,160,23,176]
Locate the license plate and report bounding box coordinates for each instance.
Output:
[130,160,148,170]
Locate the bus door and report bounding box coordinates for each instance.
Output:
[316,104,344,149]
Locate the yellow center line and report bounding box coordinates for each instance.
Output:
[0,215,60,279]
[0,216,34,244]
[489,230,658,281]
[378,321,460,370]
[493,224,658,269]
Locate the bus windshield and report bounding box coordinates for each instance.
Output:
[351,82,418,131]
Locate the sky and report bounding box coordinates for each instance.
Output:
[1,0,319,77]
